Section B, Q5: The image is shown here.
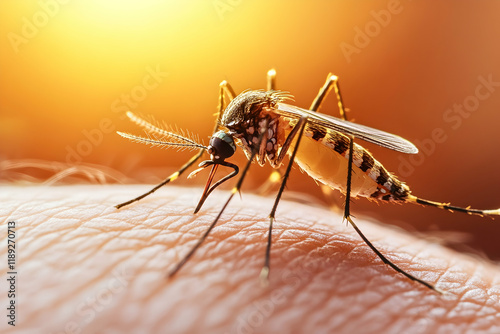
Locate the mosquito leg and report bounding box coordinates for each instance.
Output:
[218,80,236,120]
[342,137,442,293]
[168,123,268,278]
[115,151,204,209]
[312,73,442,292]
[260,74,348,196]
[309,73,347,121]
[344,213,442,293]
[259,69,281,194]
[260,116,308,284]
[309,73,350,206]
[405,195,500,217]
[267,68,277,91]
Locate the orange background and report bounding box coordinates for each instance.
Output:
[1,1,500,259]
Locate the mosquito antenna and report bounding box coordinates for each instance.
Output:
[124,111,204,147]
[114,111,210,210]
[116,131,208,151]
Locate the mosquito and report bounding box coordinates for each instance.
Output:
[115,69,500,293]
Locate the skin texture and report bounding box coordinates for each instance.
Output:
[1,184,500,334]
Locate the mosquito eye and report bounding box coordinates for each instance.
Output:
[209,131,236,160]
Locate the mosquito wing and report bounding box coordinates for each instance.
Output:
[276,103,418,154]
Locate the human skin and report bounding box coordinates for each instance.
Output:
[1,185,499,334]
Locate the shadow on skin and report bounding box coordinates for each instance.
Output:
[2,185,500,333]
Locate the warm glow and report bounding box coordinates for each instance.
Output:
[1,1,500,257]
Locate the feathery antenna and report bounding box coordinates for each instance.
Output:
[117,111,207,151]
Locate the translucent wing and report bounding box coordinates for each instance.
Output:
[276,103,418,154]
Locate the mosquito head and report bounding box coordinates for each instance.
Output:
[193,131,239,214]
[208,131,236,162]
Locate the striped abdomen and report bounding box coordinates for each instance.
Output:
[289,124,410,202]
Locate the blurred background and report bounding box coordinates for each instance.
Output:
[1,1,499,259]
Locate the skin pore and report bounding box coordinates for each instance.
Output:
[2,184,500,333]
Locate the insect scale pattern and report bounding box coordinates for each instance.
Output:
[116,69,500,293]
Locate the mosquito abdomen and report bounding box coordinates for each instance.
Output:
[291,126,410,201]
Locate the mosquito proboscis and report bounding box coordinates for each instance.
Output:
[115,69,500,293]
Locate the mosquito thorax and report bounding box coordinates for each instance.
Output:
[217,90,292,166]
[208,130,236,162]
[221,91,269,127]
[220,90,292,128]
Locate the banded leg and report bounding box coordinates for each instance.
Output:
[257,68,282,195]
[260,116,308,284]
[115,152,204,209]
[342,137,441,293]
[115,80,237,209]
[267,68,277,91]
[310,73,347,120]
[309,73,349,208]
[327,79,442,293]
[260,73,350,281]
[407,195,500,217]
